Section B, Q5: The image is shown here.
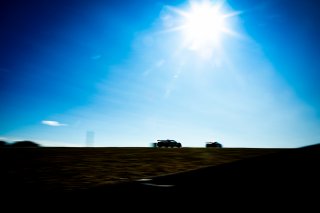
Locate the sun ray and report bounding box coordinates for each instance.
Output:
[162,0,240,58]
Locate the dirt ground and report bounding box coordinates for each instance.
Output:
[0,147,284,191]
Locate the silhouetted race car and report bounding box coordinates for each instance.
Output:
[157,139,182,148]
[206,142,222,148]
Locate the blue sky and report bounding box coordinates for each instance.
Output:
[1,0,319,148]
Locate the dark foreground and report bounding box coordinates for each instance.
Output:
[89,144,319,206]
[2,144,319,209]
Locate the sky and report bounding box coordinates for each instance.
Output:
[0,0,319,148]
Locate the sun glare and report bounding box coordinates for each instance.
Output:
[167,0,238,57]
[183,2,225,47]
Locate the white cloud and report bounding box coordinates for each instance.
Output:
[41,120,67,127]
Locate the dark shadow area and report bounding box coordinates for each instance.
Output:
[1,144,319,209]
[0,140,8,147]
[82,143,320,206]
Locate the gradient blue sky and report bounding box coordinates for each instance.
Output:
[1,0,319,148]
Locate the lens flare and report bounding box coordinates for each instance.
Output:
[165,0,240,57]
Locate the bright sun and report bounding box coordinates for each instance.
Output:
[167,0,238,56]
[183,2,225,46]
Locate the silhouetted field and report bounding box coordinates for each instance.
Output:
[0,147,283,192]
[1,145,319,209]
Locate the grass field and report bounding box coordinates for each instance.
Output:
[0,147,285,191]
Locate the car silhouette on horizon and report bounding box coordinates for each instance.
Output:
[206,142,223,148]
[157,139,182,148]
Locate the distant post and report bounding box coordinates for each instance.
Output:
[86,131,95,147]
